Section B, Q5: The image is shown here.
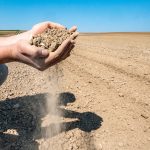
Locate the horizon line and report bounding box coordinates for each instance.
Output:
[0,30,150,35]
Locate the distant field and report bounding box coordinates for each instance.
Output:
[0,30,24,36]
[80,32,150,36]
[1,31,150,36]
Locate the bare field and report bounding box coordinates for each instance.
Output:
[0,33,150,150]
[0,30,23,36]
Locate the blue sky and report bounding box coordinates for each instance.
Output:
[0,0,150,32]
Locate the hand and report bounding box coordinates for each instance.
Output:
[31,21,66,35]
[12,21,78,70]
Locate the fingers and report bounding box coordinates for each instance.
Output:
[44,39,71,65]
[62,44,75,60]
[45,42,75,67]
[43,31,78,66]
[46,21,65,29]
[32,21,66,35]
[51,39,71,58]
[69,26,77,32]
[35,48,49,58]
[36,21,65,29]
[70,32,79,40]
[33,21,78,31]
[17,52,40,68]
[26,47,49,58]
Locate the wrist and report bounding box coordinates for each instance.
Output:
[15,30,32,41]
[9,43,18,61]
[0,43,16,64]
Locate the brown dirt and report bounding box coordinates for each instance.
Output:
[1,33,150,150]
[30,28,72,52]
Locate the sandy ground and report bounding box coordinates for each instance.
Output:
[0,33,150,150]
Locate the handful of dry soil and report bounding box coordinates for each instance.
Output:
[30,28,73,52]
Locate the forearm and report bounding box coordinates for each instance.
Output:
[0,30,31,64]
[0,36,15,46]
[0,30,31,46]
[0,44,14,64]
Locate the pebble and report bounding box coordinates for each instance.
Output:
[118,142,124,147]
[141,113,149,119]
[68,145,73,150]
[4,129,19,135]
[13,103,20,109]
[132,115,137,119]
[102,109,107,112]
[130,127,134,131]
[66,134,71,139]
[103,129,109,133]
[77,106,80,109]
[97,143,103,149]
[9,92,14,96]
[147,137,150,141]
[118,93,124,97]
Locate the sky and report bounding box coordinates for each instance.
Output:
[0,0,150,32]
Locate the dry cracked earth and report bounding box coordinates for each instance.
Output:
[0,33,150,150]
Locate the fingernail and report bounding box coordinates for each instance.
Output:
[73,26,77,30]
[71,40,75,44]
[75,32,79,36]
[42,50,49,56]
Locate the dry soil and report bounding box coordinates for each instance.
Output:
[30,28,72,52]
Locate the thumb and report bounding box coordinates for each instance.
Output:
[36,48,49,58]
[18,40,49,58]
[24,45,49,58]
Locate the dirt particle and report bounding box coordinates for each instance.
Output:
[118,142,124,147]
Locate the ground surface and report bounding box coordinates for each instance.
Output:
[0,33,150,150]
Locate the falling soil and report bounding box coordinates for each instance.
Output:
[30,28,73,52]
[38,65,64,150]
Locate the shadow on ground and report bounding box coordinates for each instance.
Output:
[0,92,103,150]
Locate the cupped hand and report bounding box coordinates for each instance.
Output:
[12,21,78,70]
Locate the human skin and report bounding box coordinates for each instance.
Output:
[0,21,78,71]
